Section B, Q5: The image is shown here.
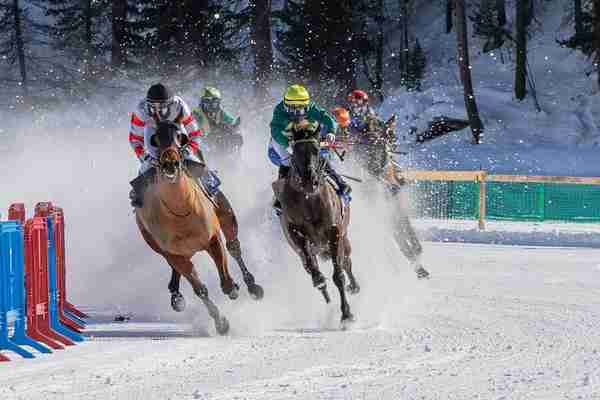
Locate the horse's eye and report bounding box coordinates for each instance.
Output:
[150,134,159,147]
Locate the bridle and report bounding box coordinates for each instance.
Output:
[288,136,326,190]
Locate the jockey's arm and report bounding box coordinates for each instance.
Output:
[129,110,146,160]
[270,103,290,147]
[221,110,237,126]
[307,103,338,137]
[179,100,203,152]
[192,108,211,136]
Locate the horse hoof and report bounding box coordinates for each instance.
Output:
[346,283,361,295]
[248,283,264,300]
[171,293,186,312]
[228,287,239,300]
[416,267,430,280]
[215,316,230,335]
[340,314,355,330]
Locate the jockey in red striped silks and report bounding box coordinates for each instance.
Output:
[128,83,216,208]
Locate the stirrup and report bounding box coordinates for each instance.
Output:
[273,199,282,216]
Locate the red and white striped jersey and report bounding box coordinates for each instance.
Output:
[128,95,203,160]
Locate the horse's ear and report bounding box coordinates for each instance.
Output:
[387,114,397,126]
[179,133,189,146]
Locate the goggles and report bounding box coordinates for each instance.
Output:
[201,97,221,113]
[146,99,172,118]
[284,103,307,119]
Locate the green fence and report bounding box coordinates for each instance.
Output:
[407,179,600,223]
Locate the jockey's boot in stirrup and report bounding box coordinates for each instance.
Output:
[273,165,291,214]
[185,158,221,198]
[323,160,351,196]
[129,168,155,208]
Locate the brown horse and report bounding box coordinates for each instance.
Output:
[349,114,430,279]
[135,121,263,335]
[273,119,359,326]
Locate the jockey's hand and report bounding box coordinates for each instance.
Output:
[140,153,156,165]
[181,144,193,158]
[325,132,336,144]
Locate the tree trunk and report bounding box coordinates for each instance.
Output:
[446,0,453,33]
[111,0,127,68]
[496,0,507,27]
[303,0,324,86]
[574,0,583,37]
[455,0,484,143]
[595,0,600,88]
[515,0,528,100]
[399,0,410,78]
[12,0,27,95]
[326,0,355,100]
[250,0,273,102]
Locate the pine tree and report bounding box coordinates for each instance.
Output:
[43,0,108,77]
[470,0,508,53]
[405,39,426,91]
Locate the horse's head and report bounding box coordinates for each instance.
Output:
[367,114,396,144]
[288,119,323,194]
[151,121,185,182]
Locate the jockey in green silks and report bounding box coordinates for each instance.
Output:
[192,87,239,136]
[268,84,351,212]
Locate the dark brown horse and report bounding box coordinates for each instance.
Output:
[349,114,430,279]
[135,121,263,335]
[273,119,359,326]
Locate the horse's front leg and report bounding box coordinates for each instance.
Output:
[393,211,430,279]
[329,226,354,325]
[168,267,186,312]
[165,254,230,335]
[213,191,264,300]
[206,234,239,300]
[287,224,329,303]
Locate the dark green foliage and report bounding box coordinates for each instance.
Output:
[404,39,426,91]
[469,1,508,53]
[557,9,595,56]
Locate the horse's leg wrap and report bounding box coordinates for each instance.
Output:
[168,268,185,312]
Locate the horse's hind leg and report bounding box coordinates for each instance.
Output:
[207,234,239,300]
[341,235,360,295]
[329,226,354,324]
[214,191,264,300]
[168,268,185,312]
[166,254,230,335]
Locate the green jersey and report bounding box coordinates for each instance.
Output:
[192,107,237,136]
[270,101,337,147]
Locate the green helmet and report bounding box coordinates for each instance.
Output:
[202,86,221,100]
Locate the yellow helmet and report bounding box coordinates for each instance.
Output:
[284,84,310,107]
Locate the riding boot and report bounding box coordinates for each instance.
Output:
[129,168,156,208]
[184,156,222,198]
[323,160,351,196]
[273,165,291,214]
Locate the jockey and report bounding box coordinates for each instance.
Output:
[128,83,217,207]
[192,86,239,137]
[332,106,351,142]
[346,89,379,141]
[269,84,351,211]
